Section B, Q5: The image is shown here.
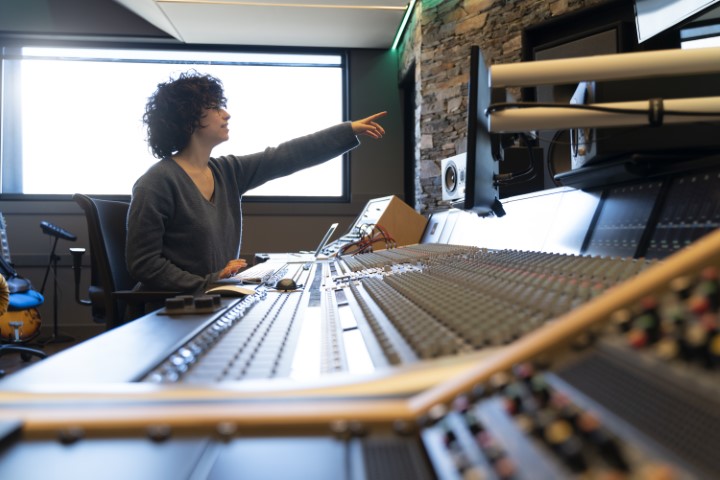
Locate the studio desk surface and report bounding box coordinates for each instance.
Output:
[0,184,719,479]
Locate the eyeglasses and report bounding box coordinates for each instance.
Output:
[206,104,226,111]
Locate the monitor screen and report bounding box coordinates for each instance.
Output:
[463,46,504,216]
[314,223,338,257]
[634,0,720,43]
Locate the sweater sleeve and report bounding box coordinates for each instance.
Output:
[220,122,360,192]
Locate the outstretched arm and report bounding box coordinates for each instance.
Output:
[351,111,387,139]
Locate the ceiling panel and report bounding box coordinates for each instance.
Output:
[115,0,409,48]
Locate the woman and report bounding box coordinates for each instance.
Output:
[127,71,386,294]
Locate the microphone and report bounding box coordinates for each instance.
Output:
[40,221,77,241]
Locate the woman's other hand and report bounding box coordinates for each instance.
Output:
[219,258,248,278]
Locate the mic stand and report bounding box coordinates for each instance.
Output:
[38,236,74,345]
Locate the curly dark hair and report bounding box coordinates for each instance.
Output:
[143,71,227,159]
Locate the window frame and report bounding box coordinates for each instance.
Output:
[0,35,351,204]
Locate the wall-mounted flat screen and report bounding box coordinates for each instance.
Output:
[635,0,720,42]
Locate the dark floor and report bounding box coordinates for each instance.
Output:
[0,326,102,379]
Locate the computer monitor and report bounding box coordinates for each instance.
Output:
[634,0,720,43]
[463,46,505,217]
[313,223,338,257]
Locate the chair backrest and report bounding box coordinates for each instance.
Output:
[73,193,134,328]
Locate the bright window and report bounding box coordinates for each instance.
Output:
[0,45,346,198]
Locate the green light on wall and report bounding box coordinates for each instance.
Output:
[391,0,417,50]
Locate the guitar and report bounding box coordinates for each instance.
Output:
[0,213,42,342]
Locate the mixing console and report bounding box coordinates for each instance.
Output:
[124,233,719,478]
[141,244,653,384]
[2,181,720,479]
[2,240,717,479]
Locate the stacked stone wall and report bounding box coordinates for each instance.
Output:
[398,0,607,212]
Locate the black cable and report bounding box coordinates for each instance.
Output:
[546,129,568,184]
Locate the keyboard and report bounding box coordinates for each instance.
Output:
[233,261,286,284]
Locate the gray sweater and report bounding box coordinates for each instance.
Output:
[126,122,359,294]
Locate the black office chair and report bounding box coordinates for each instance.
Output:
[72,193,178,330]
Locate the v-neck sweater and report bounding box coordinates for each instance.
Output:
[126,122,359,294]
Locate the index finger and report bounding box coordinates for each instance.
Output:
[366,111,388,121]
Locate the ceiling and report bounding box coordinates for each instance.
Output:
[114,0,411,49]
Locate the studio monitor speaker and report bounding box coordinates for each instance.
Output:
[441,153,466,202]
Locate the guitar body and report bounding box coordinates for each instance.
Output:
[0,214,43,343]
[0,307,42,342]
